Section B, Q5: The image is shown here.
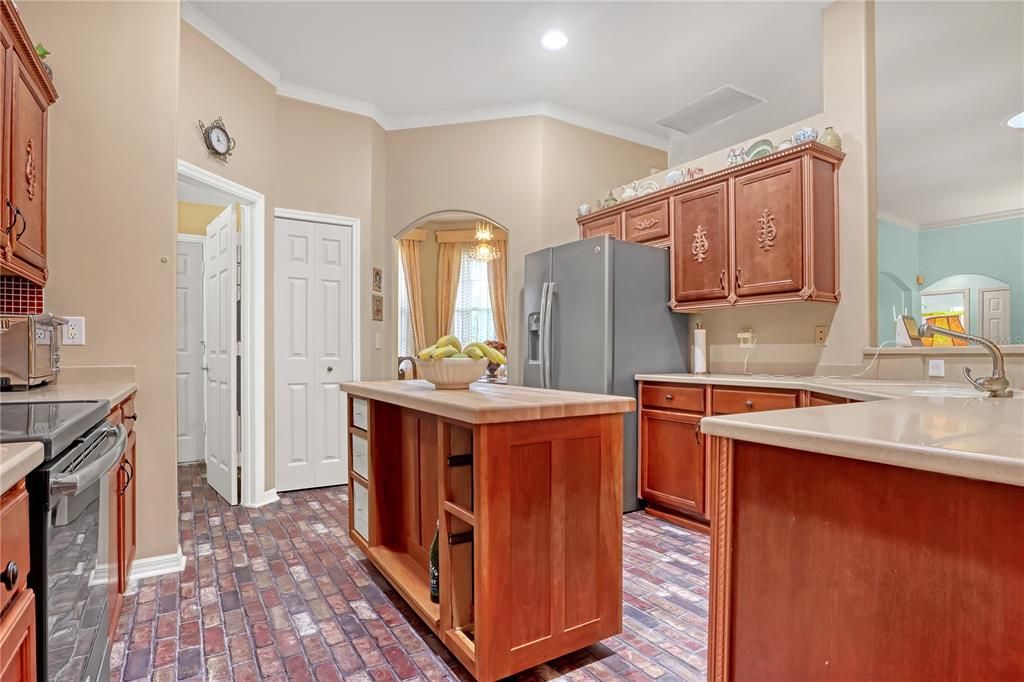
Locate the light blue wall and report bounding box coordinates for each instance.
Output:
[876,215,1024,344]
[876,218,920,343]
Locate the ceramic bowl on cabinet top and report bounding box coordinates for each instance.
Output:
[637,179,660,196]
[578,203,592,216]
[665,169,685,185]
[794,126,819,143]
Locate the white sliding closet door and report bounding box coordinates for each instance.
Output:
[275,217,354,491]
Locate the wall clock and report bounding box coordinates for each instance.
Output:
[198,116,236,161]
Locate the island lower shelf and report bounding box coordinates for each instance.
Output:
[345,391,625,681]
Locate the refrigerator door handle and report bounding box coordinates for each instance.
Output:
[542,282,556,389]
[538,282,550,387]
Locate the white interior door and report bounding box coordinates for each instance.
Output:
[175,238,205,463]
[204,205,239,504]
[275,217,354,492]
[980,288,1011,344]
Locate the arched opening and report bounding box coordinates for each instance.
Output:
[393,211,510,381]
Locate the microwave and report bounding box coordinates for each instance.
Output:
[0,313,66,389]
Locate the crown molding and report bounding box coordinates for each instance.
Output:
[180,3,669,151]
[181,3,280,86]
[276,82,386,127]
[919,207,1024,231]
[877,211,922,231]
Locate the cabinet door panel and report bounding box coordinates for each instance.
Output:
[579,213,622,240]
[641,410,705,516]
[0,26,10,261]
[673,182,729,303]
[625,199,669,243]
[121,430,137,587]
[733,158,803,296]
[7,56,47,276]
[0,589,36,682]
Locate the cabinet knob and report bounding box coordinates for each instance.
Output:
[745,399,754,408]
[0,561,18,590]
[664,394,673,400]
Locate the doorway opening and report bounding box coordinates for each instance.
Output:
[273,209,361,492]
[393,211,510,382]
[175,160,267,507]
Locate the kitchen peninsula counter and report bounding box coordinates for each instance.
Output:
[641,374,1024,680]
[340,380,632,681]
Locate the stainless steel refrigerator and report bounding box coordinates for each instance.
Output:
[523,235,689,512]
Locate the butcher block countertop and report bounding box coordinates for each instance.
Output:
[0,442,43,496]
[341,380,634,425]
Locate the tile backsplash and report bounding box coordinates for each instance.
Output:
[0,275,43,314]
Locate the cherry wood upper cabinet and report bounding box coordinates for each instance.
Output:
[576,143,843,312]
[672,182,730,304]
[579,212,623,240]
[732,158,804,297]
[0,1,57,287]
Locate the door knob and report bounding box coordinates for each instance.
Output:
[327,366,334,373]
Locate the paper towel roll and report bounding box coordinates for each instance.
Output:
[693,326,708,374]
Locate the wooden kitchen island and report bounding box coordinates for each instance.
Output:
[340,380,634,681]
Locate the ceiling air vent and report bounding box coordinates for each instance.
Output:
[656,85,765,135]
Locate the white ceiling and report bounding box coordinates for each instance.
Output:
[184,1,826,155]
[876,1,1024,227]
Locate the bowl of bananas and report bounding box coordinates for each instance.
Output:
[415,335,506,390]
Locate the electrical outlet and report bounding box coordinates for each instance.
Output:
[737,329,755,349]
[815,325,829,346]
[928,359,945,378]
[62,316,86,346]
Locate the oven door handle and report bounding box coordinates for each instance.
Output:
[50,424,127,497]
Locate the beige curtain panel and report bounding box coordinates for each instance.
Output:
[398,239,427,351]
[436,241,462,336]
[488,242,508,345]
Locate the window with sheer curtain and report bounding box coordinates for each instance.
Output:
[397,257,416,357]
[452,247,496,344]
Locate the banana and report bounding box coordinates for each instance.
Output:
[450,352,470,359]
[435,335,462,352]
[417,345,436,360]
[464,346,485,360]
[431,345,458,359]
[466,342,505,365]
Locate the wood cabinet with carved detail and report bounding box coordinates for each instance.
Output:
[0,1,57,287]
[576,143,843,312]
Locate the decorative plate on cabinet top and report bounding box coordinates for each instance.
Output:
[745,139,775,160]
[637,179,660,196]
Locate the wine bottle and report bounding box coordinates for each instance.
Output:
[429,522,440,603]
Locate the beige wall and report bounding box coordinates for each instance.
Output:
[20,1,181,559]
[622,1,876,377]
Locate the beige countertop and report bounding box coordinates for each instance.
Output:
[637,373,1024,488]
[0,442,43,496]
[341,380,634,425]
[0,380,137,406]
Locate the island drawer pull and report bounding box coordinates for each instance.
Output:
[745,399,754,408]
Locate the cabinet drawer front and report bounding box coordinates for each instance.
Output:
[712,387,798,414]
[733,158,804,297]
[579,213,623,240]
[352,480,369,541]
[351,432,369,480]
[625,200,669,242]
[807,391,848,407]
[641,384,704,413]
[352,398,369,431]
[673,182,730,303]
[0,485,31,614]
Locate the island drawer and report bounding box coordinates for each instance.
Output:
[352,480,369,541]
[0,483,30,614]
[351,432,369,479]
[712,387,798,414]
[352,398,369,431]
[641,384,704,413]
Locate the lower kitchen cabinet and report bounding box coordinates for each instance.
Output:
[0,482,35,682]
[640,409,705,517]
[104,391,139,635]
[0,589,35,682]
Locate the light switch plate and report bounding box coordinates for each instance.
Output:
[62,317,86,346]
[375,332,382,350]
[928,359,945,378]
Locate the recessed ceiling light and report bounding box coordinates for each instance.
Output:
[541,30,568,51]
[1007,111,1024,129]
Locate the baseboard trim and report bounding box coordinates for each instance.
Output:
[128,545,187,581]
[247,488,279,508]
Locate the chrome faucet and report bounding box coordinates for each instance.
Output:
[918,324,1012,397]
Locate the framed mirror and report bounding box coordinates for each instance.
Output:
[875,1,1024,346]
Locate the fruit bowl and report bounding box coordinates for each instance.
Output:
[415,358,488,390]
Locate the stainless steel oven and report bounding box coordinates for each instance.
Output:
[27,420,126,682]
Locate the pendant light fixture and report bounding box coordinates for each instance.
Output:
[469,220,499,262]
